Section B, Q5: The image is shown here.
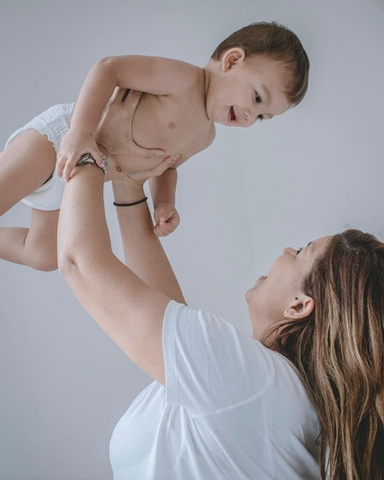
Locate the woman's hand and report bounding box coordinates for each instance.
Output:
[154,203,180,237]
[56,129,105,182]
[56,89,166,182]
[125,154,180,186]
[95,89,166,159]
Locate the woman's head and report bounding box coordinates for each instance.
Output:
[245,235,331,342]
[248,229,384,480]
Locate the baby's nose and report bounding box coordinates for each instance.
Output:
[243,109,252,122]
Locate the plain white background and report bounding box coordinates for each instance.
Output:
[0,0,383,478]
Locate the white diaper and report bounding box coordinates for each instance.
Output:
[5,103,75,211]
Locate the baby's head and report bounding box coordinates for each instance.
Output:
[204,22,310,127]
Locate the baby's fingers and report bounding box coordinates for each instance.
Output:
[154,217,178,237]
[154,223,172,237]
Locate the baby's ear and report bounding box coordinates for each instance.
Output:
[222,48,246,71]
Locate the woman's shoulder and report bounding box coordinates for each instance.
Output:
[165,300,296,378]
[163,301,317,416]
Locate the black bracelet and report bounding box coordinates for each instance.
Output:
[113,197,148,207]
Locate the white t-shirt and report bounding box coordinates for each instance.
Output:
[109,301,321,480]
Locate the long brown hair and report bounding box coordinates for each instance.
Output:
[261,229,384,479]
[211,21,310,107]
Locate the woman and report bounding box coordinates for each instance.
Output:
[57,154,384,479]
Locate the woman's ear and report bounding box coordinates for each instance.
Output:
[284,295,315,320]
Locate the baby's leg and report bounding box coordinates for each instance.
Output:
[0,129,56,215]
[0,208,59,271]
[0,129,59,270]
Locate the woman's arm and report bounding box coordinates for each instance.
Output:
[112,175,185,303]
[57,158,184,385]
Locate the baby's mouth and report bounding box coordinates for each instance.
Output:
[228,106,237,123]
[230,106,236,122]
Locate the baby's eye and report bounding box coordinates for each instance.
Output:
[255,92,261,103]
[258,114,264,122]
[296,247,303,255]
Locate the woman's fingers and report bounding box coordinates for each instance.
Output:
[125,90,165,159]
[149,155,180,176]
[127,89,143,106]
[56,155,65,178]
[59,152,178,184]
[126,155,180,184]
[141,147,166,159]
[91,149,105,168]
[62,157,74,182]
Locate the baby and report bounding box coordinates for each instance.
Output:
[0,21,309,271]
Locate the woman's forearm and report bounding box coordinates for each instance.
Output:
[70,59,116,134]
[57,164,112,269]
[112,178,186,304]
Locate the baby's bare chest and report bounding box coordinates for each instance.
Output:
[96,87,213,173]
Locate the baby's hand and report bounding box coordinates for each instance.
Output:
[154,203,180,237]
[56,130,105,182]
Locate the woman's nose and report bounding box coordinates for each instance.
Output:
[283,247,296,255]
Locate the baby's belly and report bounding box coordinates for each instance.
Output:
[95,89,203,173]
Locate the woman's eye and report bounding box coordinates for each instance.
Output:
[296,247,303,255]
[258,114,264,121]
[255,92,261,103]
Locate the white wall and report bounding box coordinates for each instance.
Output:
[0,0,383,478]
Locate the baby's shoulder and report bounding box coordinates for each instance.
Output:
[170,63,204,96]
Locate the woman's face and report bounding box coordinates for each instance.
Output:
[246,236,332,342]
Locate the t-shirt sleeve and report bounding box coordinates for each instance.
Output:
[162,300,276,416]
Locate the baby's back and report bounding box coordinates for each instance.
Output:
[95,64,215,174]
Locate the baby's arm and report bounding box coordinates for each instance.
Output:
[150,168,177,209]
[149,168,179,237]
[56,56,197,181]
[149,139,215,237]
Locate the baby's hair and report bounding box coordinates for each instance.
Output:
[211,22,310,107]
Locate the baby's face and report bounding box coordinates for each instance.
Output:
[205,51,292,127]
